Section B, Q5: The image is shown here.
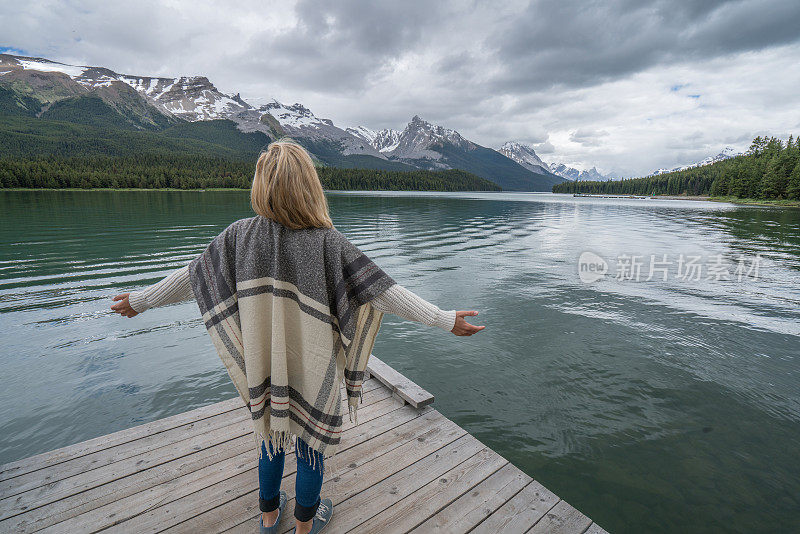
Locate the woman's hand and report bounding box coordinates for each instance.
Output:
[451,311,485,336]
[111,293,139,318]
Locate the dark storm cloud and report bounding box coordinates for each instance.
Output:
[491,0,800,91]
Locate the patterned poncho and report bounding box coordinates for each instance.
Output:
[188,215,395,463]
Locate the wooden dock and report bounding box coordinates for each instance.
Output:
[0,356,608,533]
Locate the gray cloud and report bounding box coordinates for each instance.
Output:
[569,128,611,146]
[491,0,800,92]
[1,0,798,176]
[231,0,453,94]
[535,140,556,154]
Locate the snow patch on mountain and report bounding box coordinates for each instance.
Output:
[119,75,250,121]
[260,100,332,129]
[345,126,378,144]
[16,57,86,78]
[372,129,402,153]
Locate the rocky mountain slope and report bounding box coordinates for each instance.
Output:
[0,53,563,191]
[498,141,553,176]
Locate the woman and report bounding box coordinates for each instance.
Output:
[111,141,484,534]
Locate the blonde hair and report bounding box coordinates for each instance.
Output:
[250,140,333,229]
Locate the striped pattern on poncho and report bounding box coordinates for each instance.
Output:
[188,216,395,462]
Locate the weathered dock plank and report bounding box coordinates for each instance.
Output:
[408,462,531,533]
[172,405,439,534]
[0,360,608,533]
[527,500,593,534]
[470,480,560,534]
[0,398,242,483]
[365,355,434,408]
[0,382,387,532]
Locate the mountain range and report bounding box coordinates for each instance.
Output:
[0,54,565,191]
[496,141,615,181]
[648,147,740,176]
[498,140,741,181]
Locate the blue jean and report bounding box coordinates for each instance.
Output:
[259,438,324,522]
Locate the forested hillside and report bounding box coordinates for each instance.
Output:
[0,112,264,159]
[553,136,800,200]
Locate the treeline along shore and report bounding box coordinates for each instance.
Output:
[0,155,500,191]
[553,136,800,201]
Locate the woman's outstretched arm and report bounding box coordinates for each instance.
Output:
[371,284,485,336]
[111,264,193,317]
[111,266,485,336]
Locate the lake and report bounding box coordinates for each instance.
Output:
[1,190,799,533]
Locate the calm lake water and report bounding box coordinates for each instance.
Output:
[1,190,799,533]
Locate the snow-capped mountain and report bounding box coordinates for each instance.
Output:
[496,141,613,181]
[550,164,580,181]
[0,54,385,157]
[497,142,552,175]
[116,75,249,121]
[649,147,740,176]
[550,163,614,181]
[0,53,566,190]
[2,55,250,121]
[351,116,473,162]
[247,101,386,158]
[342,117,565,190]
[347,127,405,154]
[372,129,402,153]
[345,126,378,144]
[388,116,473,161]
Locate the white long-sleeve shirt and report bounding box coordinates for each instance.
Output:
[128,264,457,331]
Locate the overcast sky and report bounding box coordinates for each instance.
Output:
[2,0,799,176]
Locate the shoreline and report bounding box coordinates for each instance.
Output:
[0,187,499,193]
[657,195,800,208]
[575,193,800,208]
[3,189,800,207]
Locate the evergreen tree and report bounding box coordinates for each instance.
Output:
[759,158,782,199]
[787,161,800,200]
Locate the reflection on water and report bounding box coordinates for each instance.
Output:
[1,190,799,533]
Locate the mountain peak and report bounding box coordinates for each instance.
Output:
[407,115,438,132]
[498,141,551,175]
[259,99,331,129]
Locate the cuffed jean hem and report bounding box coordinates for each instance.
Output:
[259,493,280,513]
[294,497,320,522]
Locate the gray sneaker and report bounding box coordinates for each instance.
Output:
[260,490,287,534]
[292,498,333,533]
